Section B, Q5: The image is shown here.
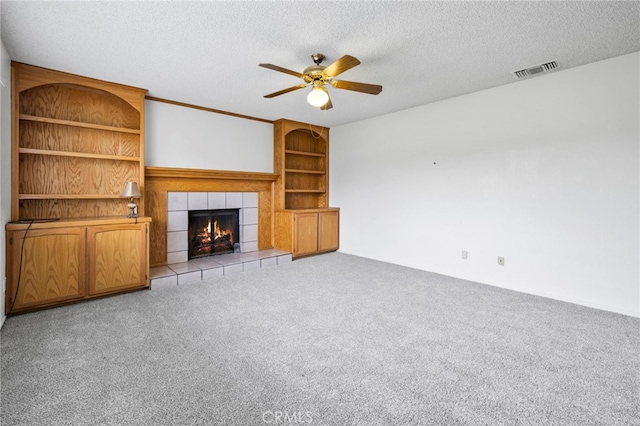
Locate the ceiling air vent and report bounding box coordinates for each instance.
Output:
[513,61,559,79]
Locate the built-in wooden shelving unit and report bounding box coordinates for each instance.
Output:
[273,119,339,258]
[6,63,150,314]
[11,62,147,220]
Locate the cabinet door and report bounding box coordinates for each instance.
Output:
[293,212,319,257]
[318,210,340,252]
[6,227,86,313]
[88,223,149,295]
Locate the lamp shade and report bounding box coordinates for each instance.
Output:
[307,86,329,107]
[121,181,142,198]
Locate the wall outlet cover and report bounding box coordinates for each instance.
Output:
[498,256,505,266]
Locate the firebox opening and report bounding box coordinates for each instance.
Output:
[188,209,240,259]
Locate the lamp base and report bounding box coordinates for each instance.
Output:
[127,200,138,218]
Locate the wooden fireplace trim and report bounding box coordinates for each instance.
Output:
[145,166,279,267]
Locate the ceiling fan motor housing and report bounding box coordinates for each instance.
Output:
[303,64,327,83]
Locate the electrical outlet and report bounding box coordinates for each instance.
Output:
[462,251,468,260]
[498,256,505,266]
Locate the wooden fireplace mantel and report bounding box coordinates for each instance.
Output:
[145,166,279,267]
[145,166,279,182]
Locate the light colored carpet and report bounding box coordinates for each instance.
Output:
[1,252,638,425]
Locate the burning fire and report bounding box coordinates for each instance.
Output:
[201,219,233,244]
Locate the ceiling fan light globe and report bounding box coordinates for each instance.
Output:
[307,86,329,107]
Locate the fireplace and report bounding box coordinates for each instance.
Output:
[188,209,240,259]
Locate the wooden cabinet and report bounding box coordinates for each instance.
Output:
[273,119,339,257]
[5,218,150,314]
[291,211,320,257]
[5,226,86,312]
[88,223,149,296]
[274,208,339,258]
[317,209,340,252]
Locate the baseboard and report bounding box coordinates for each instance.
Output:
[336,251,640,318]
[514,287,640,318]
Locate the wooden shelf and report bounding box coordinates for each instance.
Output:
[275,120,329,210]
[285,149,326,158]
[6,216,152,231]
[18,194,124,200]
[19,114,140,134]
[12,62,147,221]
[19,148,140,162]
[284,168,325,174]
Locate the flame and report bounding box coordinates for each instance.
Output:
[194,218,234,250]
[199,220,212,244]
[213,220,233,241]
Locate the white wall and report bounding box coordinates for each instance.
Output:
[145,99,273,173]
[331,52,640,317]
[0,38,11,327]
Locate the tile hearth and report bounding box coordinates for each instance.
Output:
[150,248,292,289]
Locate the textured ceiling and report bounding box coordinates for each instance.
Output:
[1,1,639,128]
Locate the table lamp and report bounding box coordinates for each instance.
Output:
[121,182,142,218]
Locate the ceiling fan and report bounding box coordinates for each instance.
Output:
[259,53,382,110]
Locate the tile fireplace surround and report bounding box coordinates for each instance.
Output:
[150,190,293,289]
[166,191,259,264]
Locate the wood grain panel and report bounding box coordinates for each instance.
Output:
[284,130,327,154]
[19,155,139,195]
[285,193,321,210]
[19,199,128,219]
[284,154,324,171]
[88,224,147,295]
[285,173,322,191]
[19,84,140,129]
[20,121,140,157]
[145,167,279,267]
[273,120,285,211]
[5,227,85,313]
[258,190,273,250]
[146,186,167,268]
[274,211,293,253]
[318,210,340,252]
[293,212,319,256]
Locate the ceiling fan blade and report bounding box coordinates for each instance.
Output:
[331,80,382,95]
[320,93,333,110]
[259,63,305,79]
[323,55,361,78]
[264,84,307,98]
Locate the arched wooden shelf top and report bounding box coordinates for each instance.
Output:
[13,62,146,113]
